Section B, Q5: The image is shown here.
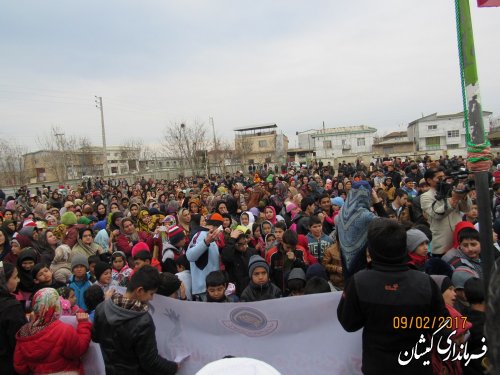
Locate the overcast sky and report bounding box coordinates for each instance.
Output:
[0,0,498,151]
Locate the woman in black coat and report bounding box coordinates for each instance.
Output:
[0,262,27,375]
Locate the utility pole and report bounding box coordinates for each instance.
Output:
[210,117,217,174]
[95,96,108,178]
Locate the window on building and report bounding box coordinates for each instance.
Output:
[383,146,394,154]
[323,140,332,149]
[357,138,365,146]
[425,136,441,150]
[341,139,346,145]
[448,144,459,149]
[258,140,268,148]
[447,130,459,138]
[428,125,437,130]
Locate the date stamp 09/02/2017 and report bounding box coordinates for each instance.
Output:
[393,316,469,330]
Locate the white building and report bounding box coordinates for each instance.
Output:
[407,111,492,156]
[297,125,377,160]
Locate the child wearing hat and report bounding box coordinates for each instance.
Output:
[240,255,282,302]
[161,226,187,274]
[68,254,92,311]
[406,228,430,271]
[94,261,113,292]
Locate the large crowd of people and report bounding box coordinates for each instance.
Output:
[0,154,499,374]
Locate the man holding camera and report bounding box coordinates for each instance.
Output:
[420,168,471,256]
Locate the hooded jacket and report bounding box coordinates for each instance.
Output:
[92,296,177,375]
[14,318,91,375]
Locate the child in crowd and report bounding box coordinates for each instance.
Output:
[14,288,91,375]
[304,277,331,295]
[94,262,113,292]
[111,251,132,287]
[83,284,104,323]
[406,228,430,271]
[250,223,265,257]
[240,255,282,302]
[446,227,483,279]
[16,248,39,306]
[462,199,478,224]
[134,250,153,271]
[463,277,487,374]
[330,197,344,222]
[87,254,100,283]
[50,244,72,284]
[162,225,186,274]
[286,268,306,296]
[156,272,187,300]
[306,216,334,263]
[32,263,65,292]
[261,220,273,237]
[57,286,79,315]
[206,271,237,303]
[322,241,344,290]
[240,211,254,231]
[68,254,92,311]
[273,221,286,247]
[264,233,276,254]
[266,230,307,293]
[92,266,179,375]
[132,242,161,272]
[175,255,192,301]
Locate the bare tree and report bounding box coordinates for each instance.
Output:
[234,135,253,170]
[0,139,28,186]
[163,121,212,176]
[36,126,85,183]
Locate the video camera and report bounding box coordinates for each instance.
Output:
[435,168,471,200]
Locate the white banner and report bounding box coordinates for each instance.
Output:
[152,292,362,375]
[68,292,363,375]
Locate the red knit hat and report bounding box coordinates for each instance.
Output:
[168,225,186,245]
[131,242,150,257]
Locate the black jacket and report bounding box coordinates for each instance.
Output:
[337,263,449,375]
[221,238,257,296]
[240,281,282,302]
[0,291,27,375]
[92,298,177,375]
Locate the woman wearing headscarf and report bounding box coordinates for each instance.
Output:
[14,288,91,375]
[71,227,104,259]
[137,209,154,233]
[1,220,17,242]
[336,181,388,279]
[114,218,152,256]
[0,228,11,262]
[269,182,287,215]
[177,208,192,239]
[50,244,73,284]
[36,229,59,265]
[0,262,27,375]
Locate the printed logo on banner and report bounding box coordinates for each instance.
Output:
[221,307,278,337]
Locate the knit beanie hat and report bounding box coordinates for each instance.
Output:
[288,267,306,282]
[206,213,224,226]
[14,235,32,249]
[424,257,453,278]
[305,263,328,281]
[111,251,127,261]
[61,212,78,226]
[77,216,92,225]
[331,197,344,207]
[248,255,269,278]
[157,272,181,297]
[451,266,479,289]
[406,229,429,252]
[94,261,112,282]
[131,242,150,258]
[71,254,89,270]
[168,225,186,245]
[430,275,453,294]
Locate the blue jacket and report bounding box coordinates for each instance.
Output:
[186,230,220,295]
[69,272,92,311]
[306,233,334,263]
